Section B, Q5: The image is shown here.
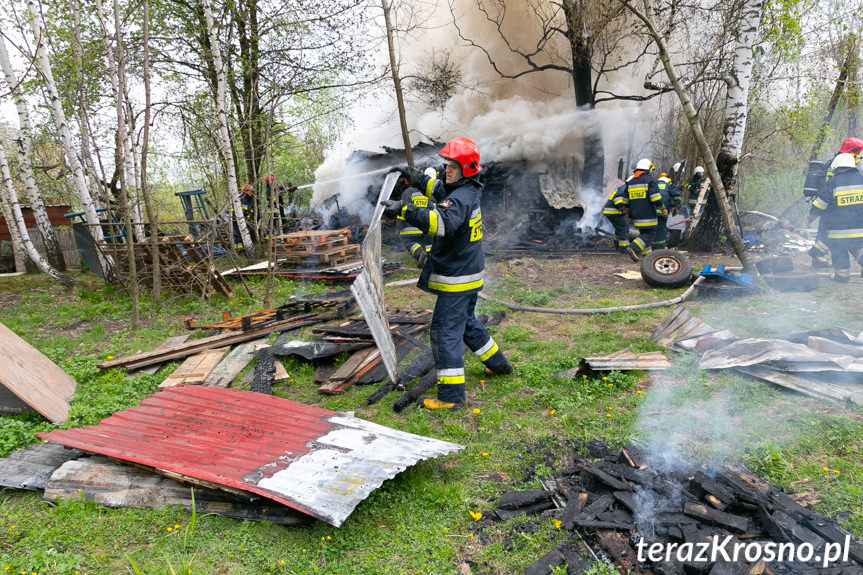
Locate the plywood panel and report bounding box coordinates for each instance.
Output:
[204,340,264,387]
[158,347,229,388]
[0,322,76,422]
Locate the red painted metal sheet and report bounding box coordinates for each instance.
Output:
[37,386,462,526]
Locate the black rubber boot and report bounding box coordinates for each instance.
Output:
[483,350,513,376]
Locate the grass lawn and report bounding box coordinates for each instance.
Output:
[1,249,862,574]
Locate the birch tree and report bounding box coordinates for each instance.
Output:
[202,0,257,261]
[0,139,75,287]
[140,0,161,299]
[0,182,30,273]
[0,33,66,272]
[26,0,104,244]
[685,0,765,250]
[617,0,756,273]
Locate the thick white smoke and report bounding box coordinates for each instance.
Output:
[311,0,659,217]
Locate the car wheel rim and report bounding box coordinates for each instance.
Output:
[653,255,681,275]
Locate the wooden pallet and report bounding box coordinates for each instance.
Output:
[274,228,351,246]
[271,236,349,255]
[278,244,360,265]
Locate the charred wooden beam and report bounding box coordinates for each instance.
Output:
[564,493,615,530]
[561,492,589,530]
[577,461,631,492]
[522,549,565,575]
[572,519,635,530]
[620,444,648,469]
[596,530,640,573]
[499,490,555,510]
[684,502,749,533]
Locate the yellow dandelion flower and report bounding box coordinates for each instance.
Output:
[505,274,510,277]
[606,414,612,418]
[602,376,607,380]
[550,409,556,415]
[281,560,285,565]
[473,408,480,414]
[174,524,180,529]
[586,296,591,300]
[107,355,113,360]
[553,519,562,529]
[833,469,840,474]
[601,300,606,303]
[468,533,474,539]
[582,375,587,379]
[481,452,489,457]
[607,407,612,410]
[302,549,306,553]
[321,536,325,541]
[167,527,172,532]
[327,536,331,540]
[637,390,642,394]
[823,466,830,472]
[468,510,482,521]
[479,380,485,384]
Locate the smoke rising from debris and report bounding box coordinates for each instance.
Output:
[312,0,655,214]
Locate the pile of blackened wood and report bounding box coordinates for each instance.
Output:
[500,440,863,575]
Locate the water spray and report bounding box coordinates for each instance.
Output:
[295,166,393,191]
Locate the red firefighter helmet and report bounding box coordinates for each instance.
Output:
[839,137,863,155]
[264,174,275,184]
[241,183,254,195]
[439,137,481,177]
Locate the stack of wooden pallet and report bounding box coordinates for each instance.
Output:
[271,228,361,271]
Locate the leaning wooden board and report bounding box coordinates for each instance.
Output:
[0,321,77,422]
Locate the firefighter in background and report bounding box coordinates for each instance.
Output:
[385,137,513,411]
[603,180,632,253]
[806,152,863,282]
[655,172,681,249]
[233,183,256,249]
[686,166,706,216]
[395,166,440,269]
[805,137,863,268]
[614,158,666,261]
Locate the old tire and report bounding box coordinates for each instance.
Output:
[640,249,693,288]
[762,272,819,292]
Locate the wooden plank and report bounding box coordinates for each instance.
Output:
[239,344,290,387]
[133,335,190,376]
[204,340,264,388]
[684,501,749,532]
[317,346,380,394]
[0,321,77,423]
[595,530,639,573]
[159,347,229,388]
[44,456,310,526]
[0,443,83,490]
[99,310,342,370]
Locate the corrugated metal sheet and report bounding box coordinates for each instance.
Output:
[649,306,736,351]
[37,386,462,526]
[584,350,670,371]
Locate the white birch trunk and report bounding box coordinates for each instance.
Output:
[0,185,29,272]
[0,138,75,287]
[202,0,257,261]
[0,33,66,271]
[26,0,104,244]
[719,0,764,186]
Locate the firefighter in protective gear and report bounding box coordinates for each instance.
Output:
[604,181,632,252]
[655,173,681,249]
[614,159,665,261]
[232,183,256,249]
[807,137,863,268]
[687,166,706,215]
[807,153,863,282]
[383,137,512,411]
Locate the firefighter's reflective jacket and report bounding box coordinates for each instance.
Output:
[403,176,484,296]
[614,172,664,228]
[809,166,863,239]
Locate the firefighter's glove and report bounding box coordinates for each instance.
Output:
[416,250,428,269]
[401,188,428,213]
[390,165,425,188]
[661,208,669,218]
[382,200,405,219]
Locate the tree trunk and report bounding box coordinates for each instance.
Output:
[112,0,140,326]
[382,0,413,167]
[0,33,66,272]
[685,0,763,250]
[618,0,755,273]
[26,0,104,245]
[847,35,859,136]
[808,39,853,161]
[0,186,31,273]
[70,0,102,209]
[141,0,161,299]
[202,0,257,261]
[0,139,75,287]
[562,0,604,191]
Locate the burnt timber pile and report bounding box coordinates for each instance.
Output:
[500,440,863,575]
[329,143,610,253]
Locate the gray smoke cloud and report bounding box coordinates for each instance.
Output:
[312,0,658,215]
